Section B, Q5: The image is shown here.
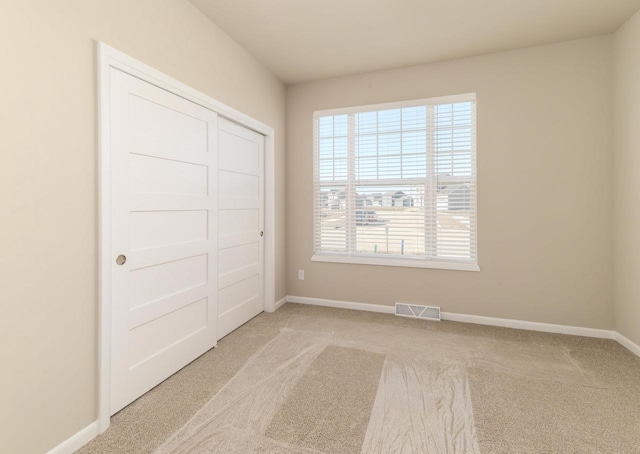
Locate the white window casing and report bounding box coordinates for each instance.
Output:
[312,93,479,272]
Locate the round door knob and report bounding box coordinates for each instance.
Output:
[260,231,264,237]
[116,255,127,265]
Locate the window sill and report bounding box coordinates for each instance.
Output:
[311,254,480,272]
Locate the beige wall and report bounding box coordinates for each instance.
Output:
[287,36,614,330]
[0,1,285,452]
[0,2,632,451]
[613,10,640,346]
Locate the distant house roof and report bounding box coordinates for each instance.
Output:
[438,184,468,195]
[383,191,406,197]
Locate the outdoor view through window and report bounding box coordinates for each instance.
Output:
[313,95,477,269]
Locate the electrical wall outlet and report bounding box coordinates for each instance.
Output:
[298,270,305,280]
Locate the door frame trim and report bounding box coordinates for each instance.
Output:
[97,41,276,433]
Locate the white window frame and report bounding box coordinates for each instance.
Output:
[311,93,479,272]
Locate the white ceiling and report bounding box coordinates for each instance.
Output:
[190,0,640,84]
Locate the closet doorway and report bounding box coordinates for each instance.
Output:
[99,42,275,429]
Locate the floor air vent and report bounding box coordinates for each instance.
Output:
[395,302,441,321]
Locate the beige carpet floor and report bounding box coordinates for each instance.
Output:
[79,303,640,454]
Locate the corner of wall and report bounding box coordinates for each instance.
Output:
[612,8,640,346]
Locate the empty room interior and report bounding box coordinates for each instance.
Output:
[3,0,640,453]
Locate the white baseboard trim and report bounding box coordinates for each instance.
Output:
[440,311,614,339]
[47,420,99,454]
[285,296,640,358]
[287,295,395,314]
[273,296,287,311]
[287,295,612,338]
[614,332,640,358]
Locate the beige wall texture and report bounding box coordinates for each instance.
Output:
[0,1,285,452]
[287,36,614,330]
[613,10,640,346]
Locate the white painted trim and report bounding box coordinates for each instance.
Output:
[273,296,287,311]
[311,254,480,272]
[97,41,112,435]
[614,332,640,358]
[287,296,395,314]
[286,295,620,340]
[313,92,477,117]
[46,421,99,454]
[98,41,277,433]
[439,311,614,339]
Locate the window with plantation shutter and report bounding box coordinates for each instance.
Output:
[312,93,478,271]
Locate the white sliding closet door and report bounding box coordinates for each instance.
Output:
[217,117,265,339]
[109,68,218,414]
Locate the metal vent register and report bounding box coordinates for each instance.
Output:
[395,302,441,321]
